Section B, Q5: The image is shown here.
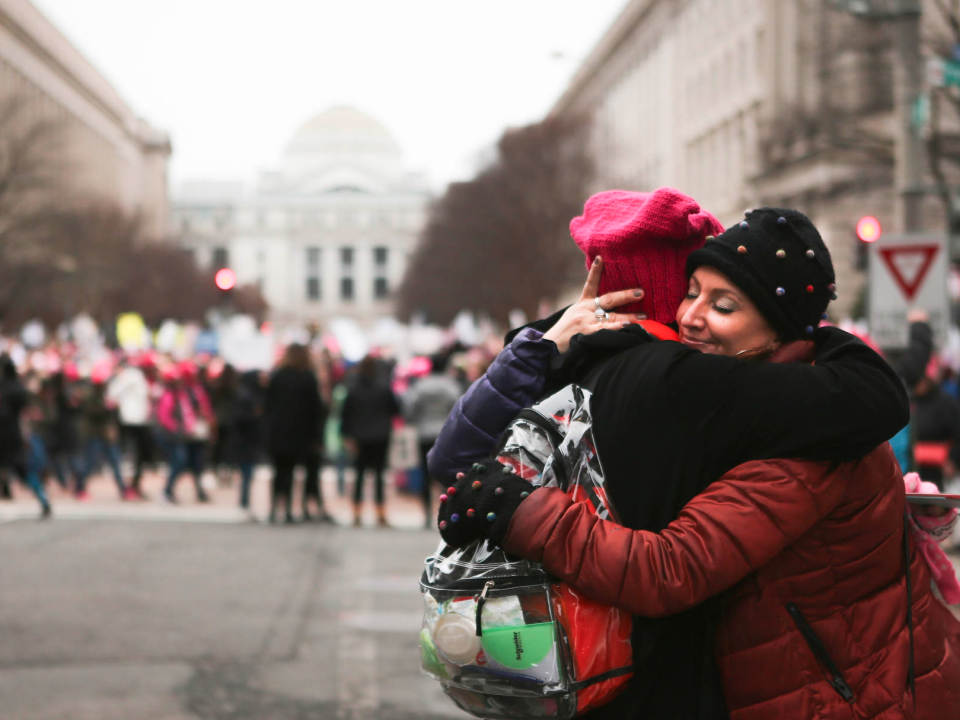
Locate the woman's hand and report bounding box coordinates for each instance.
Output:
[543,257,645,353]
[438,460,537,547]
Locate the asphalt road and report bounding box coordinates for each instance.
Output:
[0,517,463,720]
[1,470,957,720]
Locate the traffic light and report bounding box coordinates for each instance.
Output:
[855,216,882,270]
[856,216,882,243]
[215,268,236,292]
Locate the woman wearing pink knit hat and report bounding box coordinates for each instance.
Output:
[428,190,960,720]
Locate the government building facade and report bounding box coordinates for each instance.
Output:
[0,0,170,239]
[551,0,953,317]
[172,107,429,328]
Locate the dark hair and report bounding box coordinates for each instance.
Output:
[281,344,312,371]
[430,353,450,374]
[220,363,238,390]
[358,355,378,379]
[0,354,17,381]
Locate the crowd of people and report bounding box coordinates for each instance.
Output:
[0,339,480,525]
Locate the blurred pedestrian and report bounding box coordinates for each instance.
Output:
[403,354,462,528]
[157,366,211,503]
[39,371,84,495]
[210,363,238,486]
[342,355,400,527]
[912,356,960,491]
[263,345,327,524]
[231,370,264,512]
[328,381,350,497]
[76,373,130,500]
[0,355,50,518]
[181,361,215,496]
[888,311,934,474]
[106,357,154,499]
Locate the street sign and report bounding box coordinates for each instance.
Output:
[877,245,938,300]
[868,233,949,349]
[911,94,930,137]
[927,57,960,88]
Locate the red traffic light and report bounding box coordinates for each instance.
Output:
[856,216,881,243]
[215,268,236,291]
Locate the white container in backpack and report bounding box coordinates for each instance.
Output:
[434,613,482,665]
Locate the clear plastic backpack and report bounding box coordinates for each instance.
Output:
[420,383,634,719]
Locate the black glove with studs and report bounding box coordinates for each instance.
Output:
[437,459,538,548]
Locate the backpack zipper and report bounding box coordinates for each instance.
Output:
[475,580,494,637]
[785,602,856,703]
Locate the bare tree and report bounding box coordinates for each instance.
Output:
[0,95,70,324]
[0,93,268,329]
[0,201,268,329]
[397,115,593,325]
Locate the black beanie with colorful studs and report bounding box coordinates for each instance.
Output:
[686,208,836,341]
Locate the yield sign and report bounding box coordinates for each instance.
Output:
[878,245,940,301]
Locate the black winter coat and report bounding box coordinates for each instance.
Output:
[263,367,326,458]
[341,376,400,445]
[229,372,264,464]
[0,378,27,463]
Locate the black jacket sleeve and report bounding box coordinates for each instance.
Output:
[615,327,909,464]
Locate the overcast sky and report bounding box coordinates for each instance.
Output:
[31,0,625,194]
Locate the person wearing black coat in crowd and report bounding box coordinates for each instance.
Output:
[39,372,84,493]
[230,370,264,511]
[0,356,49,517]
[341,355,400,527]
[263,345,328,523]
[210,364,238,483]
[912,367,960,490]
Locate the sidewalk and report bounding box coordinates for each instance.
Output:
[0,464,434,529]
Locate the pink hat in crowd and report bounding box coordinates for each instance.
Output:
[570,188,724,323]
[178,361,198,382]
[62,362,80,382]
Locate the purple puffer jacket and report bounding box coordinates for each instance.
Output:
[427,328,557,484]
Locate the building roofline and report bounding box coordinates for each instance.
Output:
[0,0,167,146]
[549,0,661,117]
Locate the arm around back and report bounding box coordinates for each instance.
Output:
[501,457,847,617]
[649,327,909,463]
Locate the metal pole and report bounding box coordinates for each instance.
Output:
[892,8,924,232]
[833,1,925,231]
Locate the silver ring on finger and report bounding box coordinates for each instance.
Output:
[594,297,604,312]
[595,309,610,323]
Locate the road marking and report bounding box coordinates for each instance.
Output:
[336,551,380,719]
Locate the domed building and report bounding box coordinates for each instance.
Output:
[172,107,429,328]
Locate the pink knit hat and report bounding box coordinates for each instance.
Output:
[570,188,725,323]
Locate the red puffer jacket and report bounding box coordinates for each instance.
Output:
[502,444,960,719]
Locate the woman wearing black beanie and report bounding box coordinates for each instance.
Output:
[686,207,835,344]
[429,199,960,720]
